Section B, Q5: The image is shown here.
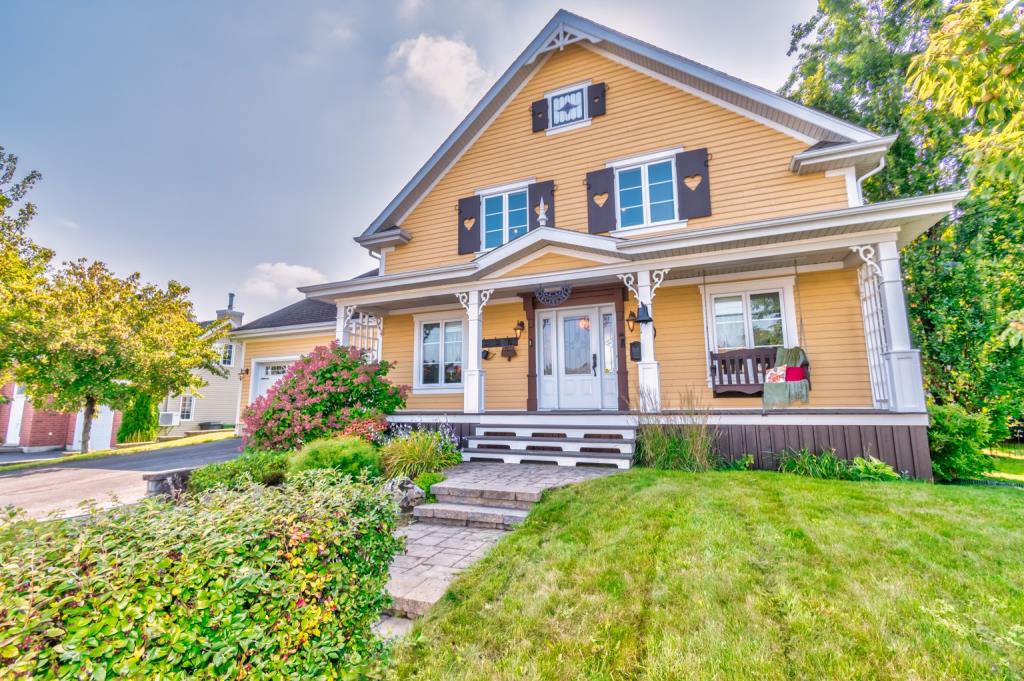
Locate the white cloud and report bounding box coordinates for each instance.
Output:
[388,34,493,114]
[242,262,327,310]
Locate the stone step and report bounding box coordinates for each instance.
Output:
[473,424,635,440]
[462,448,632,469]
[468,435,635,455]
[412,502,529,530]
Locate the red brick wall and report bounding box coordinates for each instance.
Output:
[0,382,13,439]
[23,405,74,447]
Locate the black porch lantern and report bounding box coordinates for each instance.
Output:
[626,310,637,333]
[513,320,525,339]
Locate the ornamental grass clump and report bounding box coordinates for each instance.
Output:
[381,426,462,479]
[242,342,407,452]
[0,470,402,679]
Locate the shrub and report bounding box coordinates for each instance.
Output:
[381,426,462,479]
[779,448,851,479]
[928,403,994,481]
[0,471,402,678]
[848,455,902,481]
[414,472,447,502]
[288,436,383,479]
[340,415,389,445]
[117,391,159,443]
[188,450,287,492]
[242,342,408,452]
[634,389,718,471]
[716,453,754,471]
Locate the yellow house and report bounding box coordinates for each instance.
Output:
[235,11,966,479]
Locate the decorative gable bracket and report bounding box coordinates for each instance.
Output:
[528,23,602,64]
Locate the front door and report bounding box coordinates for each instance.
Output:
[556,308,602,409]
[4,384,26,445]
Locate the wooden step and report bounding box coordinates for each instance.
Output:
[413,502,529,530]
[473,424,635,440]
[467,435,634,455]
[461,448,631,469]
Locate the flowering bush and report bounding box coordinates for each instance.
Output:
[243,343,407,452]
[0,471,401,678]
[341,416,389,445]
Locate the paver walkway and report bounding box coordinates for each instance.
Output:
[386,462,617,619]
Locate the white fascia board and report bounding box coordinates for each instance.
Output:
[473,227,622,272]
[790,136,898,175]
[229,322,337,339]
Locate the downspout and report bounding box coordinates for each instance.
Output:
[856,156,886,205]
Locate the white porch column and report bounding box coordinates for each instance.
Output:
[877,240,927,412]
[457,289,493,414]
[618,269,669,412]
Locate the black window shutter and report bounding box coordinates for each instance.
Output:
[585,168,617,234]
[457,195,481,254]
[588,82,607,118]
[531,98,549,133]
[675,148,712,220]
[528,180,555,230]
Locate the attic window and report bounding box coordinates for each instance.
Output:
[548,84,588,129]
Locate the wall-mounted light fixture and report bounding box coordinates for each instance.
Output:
[626,310,637,333]
[514,320,525,340]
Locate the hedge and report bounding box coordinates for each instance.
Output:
[0,471,402,678]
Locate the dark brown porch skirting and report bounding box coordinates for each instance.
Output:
[715,424,932,480]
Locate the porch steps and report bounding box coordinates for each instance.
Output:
[412,502,529,530]
[462,422,636,469]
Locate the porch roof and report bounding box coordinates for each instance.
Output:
[302,190,966,309]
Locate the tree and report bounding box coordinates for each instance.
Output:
[782,0,1024,439]
[0,147,51,382]
[117,391,160,444]
[12,260,226,452]
[909,0,1024,197]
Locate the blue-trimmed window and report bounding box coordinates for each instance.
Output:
[483,189,529,249]
[615,159,677,229]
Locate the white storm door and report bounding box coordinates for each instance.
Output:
[72,405,115,451]
[5,385,27,445]
[556,308,602,409]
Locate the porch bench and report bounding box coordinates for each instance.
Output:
[709,347,810,397]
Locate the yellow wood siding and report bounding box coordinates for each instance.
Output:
[498,252,616,278]
[239,332,336,407]
[385,45,849,274]
[635,267,872,409]
[483,303,528,410]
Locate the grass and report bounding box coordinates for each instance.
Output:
[0,430,239,473]
[390,470,1024,680]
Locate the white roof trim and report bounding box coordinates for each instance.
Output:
[230,321,336,339]
[358,10,884,241]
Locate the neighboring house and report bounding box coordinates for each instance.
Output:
[159,295,245,437]
[0,382,120,453]
[236,11,966,478]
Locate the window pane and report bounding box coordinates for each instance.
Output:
[421,363,439,385]
[647,160,673,184]
[602,313,615,374]
[648,180,674,204]
[618,186,642,209]
[715,321,748,350]
[649,200,675,223]
[541,317,553,376]
[421,342,440,365]
[421,322,440,345]
[484,195,503,216]
[750,293,781,320]
[713,295,744,318]
[618,167,642,190]
[444,362,462,384]
[752,319,784,347]
[507,191,527,211]
[421,322,440,384]
[563,316,592,375]
[620,206,644,228]
[444,321,463,364]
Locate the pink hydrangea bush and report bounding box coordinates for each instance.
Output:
[242,343,407,452]
[341,416,389,445]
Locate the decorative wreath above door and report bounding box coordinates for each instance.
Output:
[535,284,573,307]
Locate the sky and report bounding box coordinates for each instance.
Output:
[1,0,817,322]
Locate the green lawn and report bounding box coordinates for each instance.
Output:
[390,470,1024,680]
[990,454,1024,482]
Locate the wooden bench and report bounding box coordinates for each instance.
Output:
[709,348,810,397]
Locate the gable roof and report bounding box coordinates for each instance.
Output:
[359,9,882,242]
[232,299,337,333]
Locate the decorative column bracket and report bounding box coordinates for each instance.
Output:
[849,246,882,280]
[617,268,671,302]
[456,288,494,312]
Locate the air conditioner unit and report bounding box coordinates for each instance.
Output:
[158,411,181,427]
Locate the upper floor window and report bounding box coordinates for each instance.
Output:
[218,342,235,367]
[616,158,677,229]
[548,84,588,129]
[483,189,528,249]
[712,291,785,351]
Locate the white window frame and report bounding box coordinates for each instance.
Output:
[699,276,799,354]
[606,148,686,235]
[413,311,468,394]
[218,342,235,367]
[479,182,531,251]
[545,80,592,135]
[179,394,194,421]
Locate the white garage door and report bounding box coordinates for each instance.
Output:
[72,405,116,452]
[252,362,292,402]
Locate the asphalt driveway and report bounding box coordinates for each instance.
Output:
[0,438,243,519]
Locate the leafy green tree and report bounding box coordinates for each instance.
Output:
[909,0,1024,196]
[0,148,51,382]
[117,391,160,444]
[783,0,1024,438]
[12,260,226,452]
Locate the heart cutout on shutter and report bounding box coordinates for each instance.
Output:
[592,192,609,208]
[463,217,476,230]
[683,174,703,191]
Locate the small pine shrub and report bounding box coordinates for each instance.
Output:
[848,455,902,481]
[414,472,446,502]
[928,403,994,482]
[381,427,462,479]
[189,450,287,492]
[117,392,159,443]
[288,436,383,479]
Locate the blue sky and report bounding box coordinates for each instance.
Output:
[1,0,816,321]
